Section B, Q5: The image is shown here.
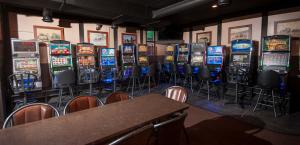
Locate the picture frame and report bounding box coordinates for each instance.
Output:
[122,33,137,44]
[196,31,212,43]
[275,18,300,38]
[87,31,109,47]
[228,24,252,43]
[34,25,64,42]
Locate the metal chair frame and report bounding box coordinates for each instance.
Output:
[3,103,59,129]
[108,124,154,145]
[165,86,188,103]
[63,95,103,115]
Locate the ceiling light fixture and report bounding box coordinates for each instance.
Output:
[42,8,53,22]
[212,4,218,8]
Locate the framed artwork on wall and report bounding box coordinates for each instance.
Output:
[228,25,252,43]
[196,31,212,43]
[122,33,137,44]
[34,25,64,42]
[275,18,300,38]
[87,31,109,47]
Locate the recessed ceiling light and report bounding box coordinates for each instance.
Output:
[212,4,218,8]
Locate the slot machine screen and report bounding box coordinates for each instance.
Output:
[231,40,252,52]
[102,48,115,56]
[263,36,289,51]
[232,54,249,63]
[13,41,37,52]
[102,57,115,66]
[124,46,133,53]
[263,53,289,66]
[207,56,222,65]
[207,46,223,56]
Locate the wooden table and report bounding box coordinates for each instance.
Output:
[0,94,189,145]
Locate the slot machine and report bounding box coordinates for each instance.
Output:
[76,43,97,84]
[11,39,41,88]
[261,35,291,93]
[176,43,190,75]
[190,42,206,74]
[163,45,176,73]
[206,46,225,83]
[99,48,117,91]
[137,44,149,76]
[228,39,258,85]
[261,35,290,73]
[120,44,136,79]
[49,40,73,87]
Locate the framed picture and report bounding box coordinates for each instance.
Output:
[34,25,64,42]
[228,25,252,43]
[196,32,212,43]
[275,18,300,38]
[122,33,137,44]
[88,31,109,47]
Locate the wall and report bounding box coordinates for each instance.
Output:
[192,25,218,45]
[117,27,142,47]
[16,14,80,44]
[221,17,262,47]
[83,23,114,48]
[268,11,300,35]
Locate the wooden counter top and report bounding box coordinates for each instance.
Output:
[0,93,189,145]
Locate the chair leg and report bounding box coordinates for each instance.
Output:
[126,78,132,92]
[190,76,193,93]
[69,86,74,98]
[235,83,238,103]
[253,89,263,112]
[174,73,177,85]
[272,90,277,117]
[131,78,135,96]
[197,80,204,95]
[89,83,93,96]
[207,81,210,101]
[58,89,63,109]
[148,76,151,93]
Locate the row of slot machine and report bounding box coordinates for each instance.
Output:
[10,39,149,88]
[163,35,293,85]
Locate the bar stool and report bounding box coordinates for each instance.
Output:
[169,63,177,85]
[126,65,142,96]
[154,112,189,145]
[105,91,130,104]
[253,70,281,117]
[197,67,212,100]
[143,64,156,93]
[165,86,188,103]
[8,73,38,107]
[157,62,164,85]
[107,124,154,145]
[2,103,59,128]
[63,96,103,114]
[183,64,193,92]
[82,68,100,96]
[53,70,75,109]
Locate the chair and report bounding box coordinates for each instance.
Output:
[126,66,142,96]
[169,63,178,85]
[106,92,130,104]
[107,124,154,145]
[197,67,211,100]
[165,86,188,103]
[2,103,59,128]
[8,73,38,105]
[183,64,193,92]
[64,96,103,114]
[154,112,189,145]
[81,68,100,95]
[53,70,75,108]
[143,64,156,93]
[253,70,281,117]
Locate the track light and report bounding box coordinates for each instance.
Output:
[217,0,231,6]
[42,8,53,22]
[212,4,218,8]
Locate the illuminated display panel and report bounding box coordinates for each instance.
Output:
[207,46,223,56]
[263,36,290,51]
[263,53,289,66]
[231,39,252,52]
[207,56,222,65]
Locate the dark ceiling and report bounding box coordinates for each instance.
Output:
[0,0,299,28]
